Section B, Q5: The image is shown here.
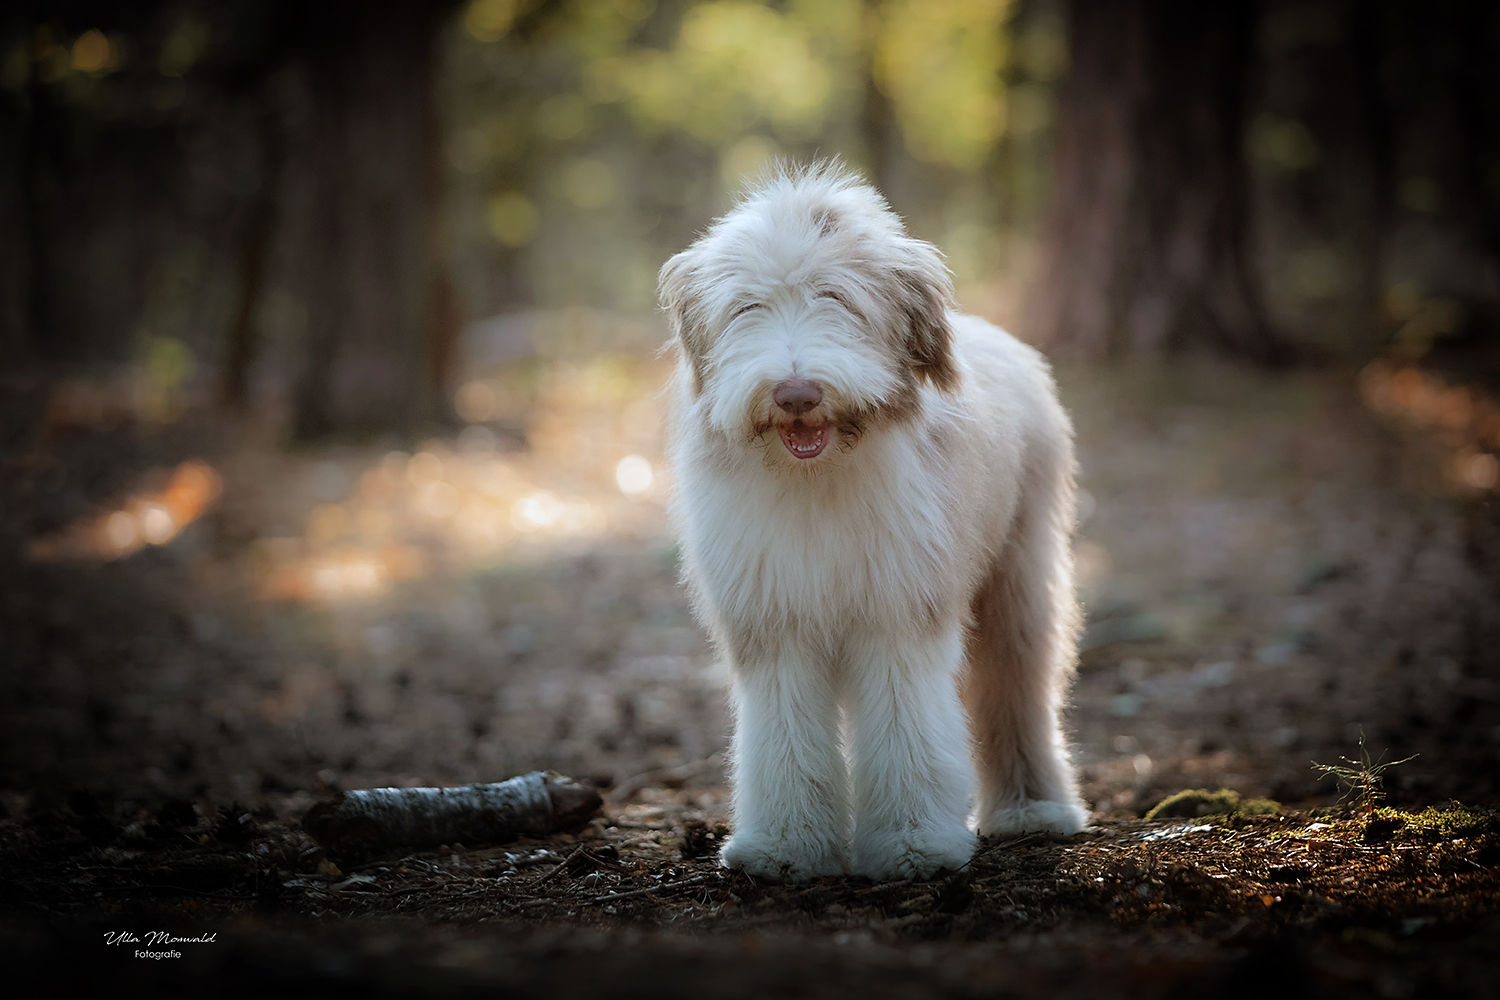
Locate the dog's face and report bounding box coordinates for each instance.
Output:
[660,167,957,468]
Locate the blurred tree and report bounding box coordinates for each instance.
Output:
[10,0,1495,418]
[1024,0,1284,363]
[281,3,461,438]
[1027,0,1500,370]
[0,1,460,438]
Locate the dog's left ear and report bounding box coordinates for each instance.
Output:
[895,240,958,392]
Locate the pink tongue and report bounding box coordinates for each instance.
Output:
[779,421,829,459]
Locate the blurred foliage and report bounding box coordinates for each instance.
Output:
[439,0,1057,323]
[602,1,849,144]
[872,0,1013,170]
[456,0,1016,162]
[3,0,1497,436]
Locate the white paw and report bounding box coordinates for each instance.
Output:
[851,823,977,881]
[718,831,846,882]
[979,799,1088,838]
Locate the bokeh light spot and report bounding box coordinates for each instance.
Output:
[513,492,560,530]
[1463,453,1498,491]
[465,0,523,42]
[106,511,138,551]
[487,191,539,247]
[559,158,616,210]
[72,30,111,73]
[139,503,176,545]
[615,455,653,494]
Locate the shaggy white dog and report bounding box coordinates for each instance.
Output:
[660,164,1088,881]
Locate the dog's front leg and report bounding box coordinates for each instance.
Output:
[719,645,850,881]
[846,626,978,880]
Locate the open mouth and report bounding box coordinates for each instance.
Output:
[777,420,830,459]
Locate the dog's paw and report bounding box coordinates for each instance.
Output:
[850,823,977,881]
[718,831,846,882]
[978,799,1088,838]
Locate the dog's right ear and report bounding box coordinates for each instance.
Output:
[659,250,710,395]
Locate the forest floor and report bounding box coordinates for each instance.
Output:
[2,357,1498,997]
[3,793,1499,998]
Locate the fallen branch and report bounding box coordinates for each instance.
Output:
[303,771,601,853]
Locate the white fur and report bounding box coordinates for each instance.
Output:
[660,165,1088,882]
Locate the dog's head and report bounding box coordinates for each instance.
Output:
[659,163,957,467]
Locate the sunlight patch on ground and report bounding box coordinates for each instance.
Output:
[28,460,222,560]
[27,358,675,607]
[256,361,674,602]
[1360,360,1500,494]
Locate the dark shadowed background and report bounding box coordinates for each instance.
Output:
[1,1,1499,984]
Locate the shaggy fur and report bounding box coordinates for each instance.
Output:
[660,164,1088,882]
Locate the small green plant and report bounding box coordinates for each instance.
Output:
[1310,729,1417,816]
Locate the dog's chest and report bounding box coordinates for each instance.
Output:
[686,462,961,627]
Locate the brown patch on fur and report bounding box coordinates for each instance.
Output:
[812,206,841,237]
[919,596,949,635]
[844,376,921,438]
[894,268,959,392]
[726,618,776,666]
[723,606,832,667]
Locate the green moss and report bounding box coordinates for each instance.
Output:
[1145,788,1281,821]
[1372,803,1499,840]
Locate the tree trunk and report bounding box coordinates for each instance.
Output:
[1025,0,1285,363]
[221,103,283,412]
[290,6,455,439]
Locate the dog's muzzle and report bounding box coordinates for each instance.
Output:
[772,379,830,459]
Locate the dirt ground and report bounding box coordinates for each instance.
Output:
[2,358,1498,996]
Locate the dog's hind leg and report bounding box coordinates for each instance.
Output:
[965,447,1089,838]
[719,641,851,881]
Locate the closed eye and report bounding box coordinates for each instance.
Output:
[816,290,861,318]
[731,303,763,319]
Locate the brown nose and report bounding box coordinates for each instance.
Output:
[773,379,823,416]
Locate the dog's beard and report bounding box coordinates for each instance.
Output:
[738,381,883,469]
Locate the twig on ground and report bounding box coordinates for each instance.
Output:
[592,874,709,904]
[960,833,1045,872]
[531,844,585,887]
[516,896,562,909]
